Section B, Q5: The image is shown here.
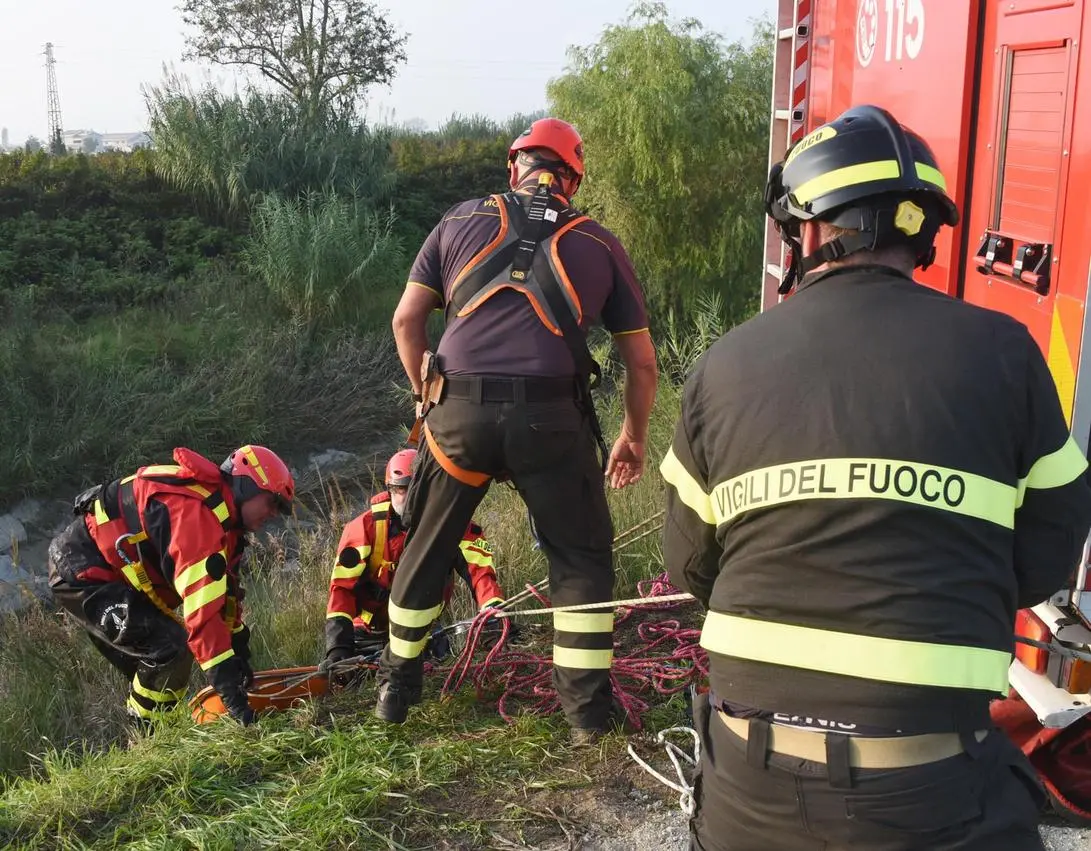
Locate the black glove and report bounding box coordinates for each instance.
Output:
[208,656,255,725]
[232,625,255,690]
[424,627,452,661]
[353,627,388,658]
[323,645,364,689]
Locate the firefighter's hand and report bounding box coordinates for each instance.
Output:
[238,657,255,691]
[208,657,256,725]
[607,434,645,489]
[232,704,257,726]
[320,646,356,688]
[232,626,255,690]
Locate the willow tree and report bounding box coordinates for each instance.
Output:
[548,2,774,323]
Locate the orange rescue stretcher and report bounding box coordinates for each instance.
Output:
[190,665,333,723]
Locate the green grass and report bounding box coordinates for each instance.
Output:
[0,296,722,845]
[0,688,659,850]
[0,269,407,507]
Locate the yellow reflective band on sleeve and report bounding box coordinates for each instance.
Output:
[1017,436,1088,507]
[131,678,186,704]
[199,648,235,671]
[700,612,1012,693]
[479,597,504,610]
[174,549,229,596]
[388,600,444,629]
[332,563,367,580]
[660,447,716,525]
[327,611,354,621]
[711,458,1017,529]
[182,577,227,619]
[460,545,494,568]
[389,634,431,659]
[93,499,110,525]
[792,160,901,205]
[554,611,614,633]
[174,562,206,596]
[553,646,614,670]
[186,484,212,498]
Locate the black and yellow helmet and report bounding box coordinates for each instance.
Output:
[765,105,960,291]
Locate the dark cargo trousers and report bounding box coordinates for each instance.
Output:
[688,692,1048,851]
[378,375,618,730]
[48,517,193,721]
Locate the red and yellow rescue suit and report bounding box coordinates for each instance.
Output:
[47,448,253,722]
[324,491,503,661]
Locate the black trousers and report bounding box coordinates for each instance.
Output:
[378,379,617,730]
[48,518,192,720]
[688,693,1048,851]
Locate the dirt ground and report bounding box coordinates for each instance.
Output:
[502,748,1090,851]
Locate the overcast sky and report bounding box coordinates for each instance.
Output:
[0,0,777,144]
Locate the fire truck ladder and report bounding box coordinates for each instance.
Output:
[761,0,813,312]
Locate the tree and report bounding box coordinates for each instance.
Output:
[179,0,408,121]
[49,130,66,157]
[24,136,43,154]
[547,2,774,322]
[81,134,101,155]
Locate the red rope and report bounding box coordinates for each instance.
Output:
[438,572,708,730]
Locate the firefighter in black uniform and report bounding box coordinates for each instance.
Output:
[376,117,658,738]
[662,104,1091,850]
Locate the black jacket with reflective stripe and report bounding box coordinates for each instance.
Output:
[662,265,1091,733]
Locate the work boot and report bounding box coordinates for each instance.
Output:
[569,698,638,746]
[374,681,419,724]
[569,726,605,747]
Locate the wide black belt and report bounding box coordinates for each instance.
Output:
[443,375,578,404]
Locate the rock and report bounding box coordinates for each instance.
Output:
[12,537,51,577]
[9,498,44,526]
[0,553,39,614]
[0,515,28,554]
[281,558,302,575]
[307,449,357,472]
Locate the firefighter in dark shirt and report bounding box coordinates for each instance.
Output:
[662,104,1091,850]
[376,117,658,739]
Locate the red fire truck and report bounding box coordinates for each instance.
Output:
[762,0,1091,819]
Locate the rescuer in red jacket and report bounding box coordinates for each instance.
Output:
[47,444,295,726]
[323,448,504,680]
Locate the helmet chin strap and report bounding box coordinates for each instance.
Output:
[779,203,941,294]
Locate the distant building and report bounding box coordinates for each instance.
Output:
[98,131,151,152]
[1,128,8,151]
[61,129,151,154]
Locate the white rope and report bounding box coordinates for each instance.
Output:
[493,592,696,619]
[627,726,702,816]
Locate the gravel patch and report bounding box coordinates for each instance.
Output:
[577,808,1088,850]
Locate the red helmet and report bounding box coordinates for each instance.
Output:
[508,117,585,192]
[385,448,417,489]
[220,444,295,513]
